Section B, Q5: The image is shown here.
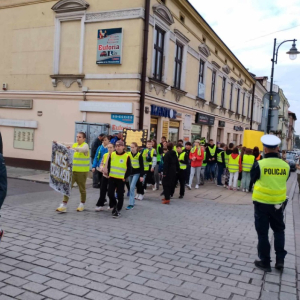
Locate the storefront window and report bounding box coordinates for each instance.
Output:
[169,121,180,143]
[217,128,222,143]
[233,133,238,146]
[191,124,202,143]
[150,118,158,140]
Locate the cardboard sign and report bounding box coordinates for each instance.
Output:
[243,130,264,151]
[123,129,148,147]
[49,142,74,197]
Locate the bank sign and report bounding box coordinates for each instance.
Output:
[97,28,123,65]
[151,105,177,119]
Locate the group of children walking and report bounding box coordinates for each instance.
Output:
[56,132,262,218]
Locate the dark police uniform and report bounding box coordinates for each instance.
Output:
[250,135,289,272]
[0,153,7,241]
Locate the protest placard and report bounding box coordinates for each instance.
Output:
[243,130,264,151]
[49,142,74,197]
[123,129,148,147]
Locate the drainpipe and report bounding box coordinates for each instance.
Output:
[250,82,256,130]
[139,0,150,130]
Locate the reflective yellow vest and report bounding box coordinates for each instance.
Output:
[157,144,161,162]
[202,152,207,167]
[179,152,187,170]
[72,142,90,172]
[102,153,109,168]
[228,155,240,173]
[242,154,255,172]
[208,145,216,156]
[129,152,141,169]
[217,150,224,163]
[252,158,289,204]
[109,152,129,179]
[224,152,229,168]
[142,149,154,171]
[191,146,201,155]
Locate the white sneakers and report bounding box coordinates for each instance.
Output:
[135,194,140,199]
[56,203,67,213]
[195,185,199,189]
[138,194,144,201]
[95,206,105,211]
[187,185,192,190]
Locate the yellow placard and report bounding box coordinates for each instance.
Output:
[243,130,264,151]
[123,129,148,147]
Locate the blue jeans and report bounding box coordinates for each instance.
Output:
[206,163,216,180]
[217,164,224,185]
[128,174,140,206]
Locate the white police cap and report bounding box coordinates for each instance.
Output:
[261,135,281,149]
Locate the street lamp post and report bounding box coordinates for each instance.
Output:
[266,39,300,134]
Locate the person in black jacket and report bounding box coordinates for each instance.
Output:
[162,143,179,204]
[0,154,7,241]
[177,145,188,198]
[91,134,105,188]
[206,139,217,181]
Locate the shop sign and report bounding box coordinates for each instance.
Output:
[183,114,192,130]
[218,121,225,127]
[234,126,243,131]
[151,118,158,125]
[111,114,134,134]
[195,113,215,126]
[151,105,177,119]
[169,121,180,128]
[162,121,169,137]
[80,101,132,113]
[97,28,123,65]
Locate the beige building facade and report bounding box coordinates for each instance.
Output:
[0,0,256,169]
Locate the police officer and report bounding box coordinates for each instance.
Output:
[0,153,7,241]
[250,135,290,272]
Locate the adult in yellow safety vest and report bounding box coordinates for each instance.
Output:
[107,140,131,218]
[95,143,115,211]
[240,148,255,192]
[216,143,226,187]
[177,145,188,198]
[224,143,234,188]
[205,139,217,181]
[227,147,240,190]
[56,132,90,213]
[251,135,290,272]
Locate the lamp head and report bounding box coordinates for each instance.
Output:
[286,41,300,60]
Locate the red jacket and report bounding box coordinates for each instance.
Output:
[189,146,204,167]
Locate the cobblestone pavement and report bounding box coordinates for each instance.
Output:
[0,174,298,300]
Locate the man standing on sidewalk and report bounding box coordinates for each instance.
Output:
[206,139,217,181]
[0,153,7,241]
[251,135,290,272]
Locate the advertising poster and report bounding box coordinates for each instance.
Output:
[123,129,148,147]
[49,142,74,197]
[97,28,123,64]
[111,114,134,134]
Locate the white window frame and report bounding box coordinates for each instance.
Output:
[53,11,86,74]
[151,17,170,83]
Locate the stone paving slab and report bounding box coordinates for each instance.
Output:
[0,174,298,300]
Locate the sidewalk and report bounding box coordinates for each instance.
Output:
[6,166,93,186]
[0,170,298,300]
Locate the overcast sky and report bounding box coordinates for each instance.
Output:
[189,0,300,134]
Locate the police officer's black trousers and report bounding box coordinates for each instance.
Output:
[254,201,287,264]
[178,170,185,196]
